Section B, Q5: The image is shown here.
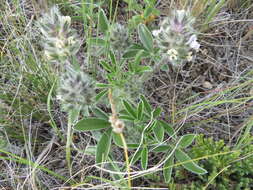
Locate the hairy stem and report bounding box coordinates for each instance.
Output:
[120,133,132,189]
[66,113,72,175]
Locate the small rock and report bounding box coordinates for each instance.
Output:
[203,81,213,89]
[250,88,253,96]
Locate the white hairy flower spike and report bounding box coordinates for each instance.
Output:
[110,23,131,53]
[57,66,95,112]
[153,9,199,66]
[37,6,80,64]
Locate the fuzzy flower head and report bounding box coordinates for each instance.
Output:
[110,23,131,53]
[109,116,125,134]
[169,10,194,33]
[186,35,200,51]
[152,9,199,66]
[186,51,193,62]
[167,49,178,61]
[37,6,80,64]
[57,66,95,112]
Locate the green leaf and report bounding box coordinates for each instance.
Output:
[153,145,170,152]
[91,107,108,120]
[179,134,196,148]
[153,122,164,142]
[175,149,207,175]
[138,24,153,51]
[123,49,149,59]
[137,101,144,120]
[122,100,137,119]
[112,133,123,147]
[143,7,154,18]
[152,107,162,118]
[163,156,174,183]
[122,0,142,11]
[122,44,148,58]
[96,129,112,163]
[141,147,148,170]
[96,83,112,88]
[137,66,153,73]
[98,9,109,33]
[158,120,176,138]
[127,144,139,149]
[140,95,152,114]
[109,51,117,66]
[130,148,142,165]
[119,115,135,121]
[100,61,114,73]
[161,64,169,71]
[127,43,146,50]
[95,89,108,101]
[112,134,138,149]
[74,118,111,131]
[132,50,145,73]
[146,120,158,134]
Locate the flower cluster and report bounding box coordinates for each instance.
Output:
[152,9,200,66]
[57,66,95,112]
[110,23,131,53]
[109,116,125,134]
[37,6,80,64]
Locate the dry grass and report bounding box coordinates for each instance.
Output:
[0,0,253,189]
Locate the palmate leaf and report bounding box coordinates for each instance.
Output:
[152,107,162,118]
[175,149,207,175]
[74,118,111,131]
[158,120,176,139]
[100,61,114,73]
[140,95,152,115]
